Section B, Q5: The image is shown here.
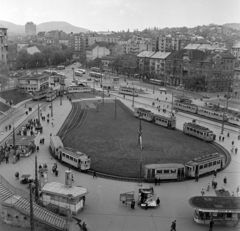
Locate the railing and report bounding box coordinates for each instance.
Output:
[0,174,30,199]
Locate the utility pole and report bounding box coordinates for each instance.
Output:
[115,97,117,119]
[35,156,39,202]
[51,90,53,117]
[30,184,34,231]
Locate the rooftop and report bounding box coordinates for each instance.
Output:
[19,74,50,80]
[151,51,171,59]
[41,182,88,198]
[137,51,155,58]
[189,196,240,212]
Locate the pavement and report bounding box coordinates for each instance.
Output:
[0,88,239,231]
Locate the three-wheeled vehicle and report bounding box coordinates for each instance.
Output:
[138,186,157,208]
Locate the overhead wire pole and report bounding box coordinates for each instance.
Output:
[218,94,231,134]
[30,184,34,231]
[35,155,39,202]
[115,97,117,119]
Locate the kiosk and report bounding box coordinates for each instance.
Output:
[189,196,240,227]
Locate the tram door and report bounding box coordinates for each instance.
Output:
[195,165,199,176]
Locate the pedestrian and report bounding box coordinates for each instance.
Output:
[214,169,217,177]
[5,126,7,131]
[214,181,218,189]
[93,171,97,178]
[71,173,74,182]
[227,132,230,138]
[231,147,234,154]
[237,186,239,194]
[232,141,234,146]
[222,136,224,142]
[36,146,39,152]
[232,191,235,197]
[145,202,148,210]
[207,183,210,191]
[154,177,157,186]
[209,219,214,231]
[156,197,160,206]
[158,177,161,185]
[131,199,135,209]
[42,138,45,144]
[201,189,205,196]
[235,147,238,154]
[212,179,215,188]
[15,172,19,180]
[195,174,199,182]
[52,122,54,127]
[170,220,176,231]
[47,119,49,124]
[9,125,11,130]
[55,169,58,176]
[219,135,221,141]
[5,153,9,164]
[223,176,227,184]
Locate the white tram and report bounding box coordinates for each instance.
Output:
[134,108,176,129]
[46,90,58,102]
[144,163,185,182]
[49,135,63,156]
[58,147,90,171]
[198,107,227,121]
[228,116,240,126]
[183,122,216,142]
[185,153,225,177]
[119,86,138,96]
[67,84,91,93]
[174,102,198,113]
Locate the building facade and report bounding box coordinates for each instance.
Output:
[231,41,240,62]
[0,24,8,63]
[86,43,110,61]
[25,22,36,36]
[74,32,88,55]
[165,50,236,92]
[233,67,240,98]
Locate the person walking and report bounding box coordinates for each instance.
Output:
[158,177,161,186]
[231,147,234,154]
[154,177,157,186]
[214,169,217,177]
[236,186,239,194]
[207,183,210,191]
[232,141,234,146]
[170,220,176,231]
[222,136,224,142]
[223,176,227,184]
[195,174,199,182]
[201,189,205,196]
[52,122,54,127]
[235,147,238,155]
[71,173,74,182]
[227,132,230,138]
[5,126,7,132]
[212,179,215,188]
[42,138,45,145]
[209,219,214,231]
[131,199,135,209]
[219,135,221,141]
[156,197,160,206]
[5,152,9,164]
[93,171,97,178]
[36,146,39,152]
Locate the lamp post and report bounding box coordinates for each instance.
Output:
[36,62,38,75]
[72,67,75,81]
[218,94,231,134]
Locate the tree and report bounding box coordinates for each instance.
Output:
[16,50,31,69]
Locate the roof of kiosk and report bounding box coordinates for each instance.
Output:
[41,182,88,198]
[189,196,240,212]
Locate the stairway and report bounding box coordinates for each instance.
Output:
[14,197,66,230]
[0,183,14,202]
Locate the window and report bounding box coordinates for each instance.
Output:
[199,165,203,169]
[209,162,213,167]
[70,157,73,161]
[156,170,162,174]
[226,213,232,218]
[164,169,169,174]
[204,164,208,168]
[171,169,177,173]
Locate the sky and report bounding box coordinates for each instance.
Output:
[0,0,240,31]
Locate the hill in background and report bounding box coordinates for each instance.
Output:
[0,20,89,34]
[223,23,240,30]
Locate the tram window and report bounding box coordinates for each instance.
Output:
[171,169,177,173]
[209,162,213,167]
[199,165,203,169]
[217,160,220,164]
[62,153,65,157]
[226,213,232,218]
[156,170,162,174]
[74,158,77,162]
[213,161,216,165]
[66,155,69,159]
[217,213,224,218]
[204,164,208,168]
[197,131,199,134]
[164,170,169,174]
[70,157,73,161]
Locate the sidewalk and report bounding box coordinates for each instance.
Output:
[0,93,239,231]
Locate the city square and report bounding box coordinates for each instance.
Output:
[0,1,240,231]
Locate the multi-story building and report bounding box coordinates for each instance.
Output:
[87,34,104,46]
[45,30,68,44]
[165,50,236,92]
[74,33,88,55]
[231,41,240,62]
[233,67,240,98]
[150,52,171,76]
[0,24,8,63]
[25,22,36,36]
[137,51,155,76]
[86,43,110,61]
[101,55,117,72]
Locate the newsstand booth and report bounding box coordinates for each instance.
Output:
[189,196,240,227]
[8,136,36,157]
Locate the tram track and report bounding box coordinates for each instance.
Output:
[52,99,231,183]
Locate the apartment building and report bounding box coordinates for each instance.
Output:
[150,52,171,76]
[74,32,88,55]
[233,67,240,98]
[231,41,240,62]
[0,24,8,63]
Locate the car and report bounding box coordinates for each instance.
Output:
[202,95,210,99]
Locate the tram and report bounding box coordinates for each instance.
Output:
[183,122,216,142]
[49,135,63,156]
[144,163,185,182]
[32,89,49,100]
[134,108,176,129]
[46,90,58,102]
[174,102,198,113]
[58,147,90,171]
[185,153,225,177]
[198,107,227,121]
[119,86,138,96]
[67,84,91,93]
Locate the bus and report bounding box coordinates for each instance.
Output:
[89,72,104,78]
[149,79,164,86]
[75,71,83,77]
[91,67,101,73]
[49,135,63,157]
[46,90,58,102]
[56,65,65,70]
[32,89,49,100]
